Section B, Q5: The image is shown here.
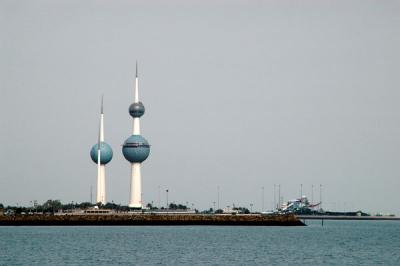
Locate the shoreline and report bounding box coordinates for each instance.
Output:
[0,213,304,226]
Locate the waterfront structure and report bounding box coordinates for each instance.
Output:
[122,63,150,208]
[90,97,113,204]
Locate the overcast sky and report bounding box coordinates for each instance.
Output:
[1,0,399,214]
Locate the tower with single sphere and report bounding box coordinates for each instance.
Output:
[122,63,150,208]
[90,96,113,204]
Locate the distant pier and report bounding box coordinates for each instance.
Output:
[0,213,304,226]
[297,215,400,221]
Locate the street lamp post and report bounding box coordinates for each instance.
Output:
[261,186,264,212]
[278,185,281,210]
[311,184,314,205]
[158,186,161,209]
[300,184,303,199]
[320,184,322,211]
[217,186,220,210]
[166,189,169,210]
[273,184,276,210]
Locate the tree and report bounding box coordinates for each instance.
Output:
[42,200,62,212]
[168,203,188,210]
[104,202,119,209]
[169,203,178,209]
[77,202,93,209]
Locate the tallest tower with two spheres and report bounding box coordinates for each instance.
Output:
[122,63,151,208]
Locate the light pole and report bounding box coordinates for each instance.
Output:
[166,189,169,209]
[217,186,220,210]
[261,186,264,212]
[158,186,161,209]
[213,201,216,211]
[250,203,253,213]
[273,184,276,210]
[320,184,322,211]
[311,184,314,205]
[300,184,303,199]
[278,184,281,210]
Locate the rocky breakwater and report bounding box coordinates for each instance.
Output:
[0,213,305,226]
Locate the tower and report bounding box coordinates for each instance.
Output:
[90,96,113,204]
[122,63,150,208]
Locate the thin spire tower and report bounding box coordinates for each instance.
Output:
[90,96,113,204]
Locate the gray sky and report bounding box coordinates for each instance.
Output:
[1,0,399,214]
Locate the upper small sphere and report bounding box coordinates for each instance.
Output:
[122,135,150,163]
[90,142,113,164]
[129,102,145,118]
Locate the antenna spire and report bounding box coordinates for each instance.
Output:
[136,61,138,78]
[134,61,139,102]
[101,94,104,114]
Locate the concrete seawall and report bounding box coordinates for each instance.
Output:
[297,215,400,221]
[0,214,304,226]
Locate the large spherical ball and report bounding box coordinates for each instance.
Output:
[90,142,113,164]
[122,135,150,163]
[129,102,145,118]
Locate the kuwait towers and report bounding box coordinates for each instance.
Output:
[90,97,113,204]
[122,63,151,208]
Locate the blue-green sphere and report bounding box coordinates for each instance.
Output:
[122,135,150,163]
[90,142,113,164]
[129,102,145,118]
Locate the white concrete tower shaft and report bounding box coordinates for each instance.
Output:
[97,96,106,204]
[129,63,142,208]
[133,63,140,135]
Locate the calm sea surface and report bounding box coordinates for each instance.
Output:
[1,220,399,265]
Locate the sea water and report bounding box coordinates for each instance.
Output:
[0,220,399,265]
